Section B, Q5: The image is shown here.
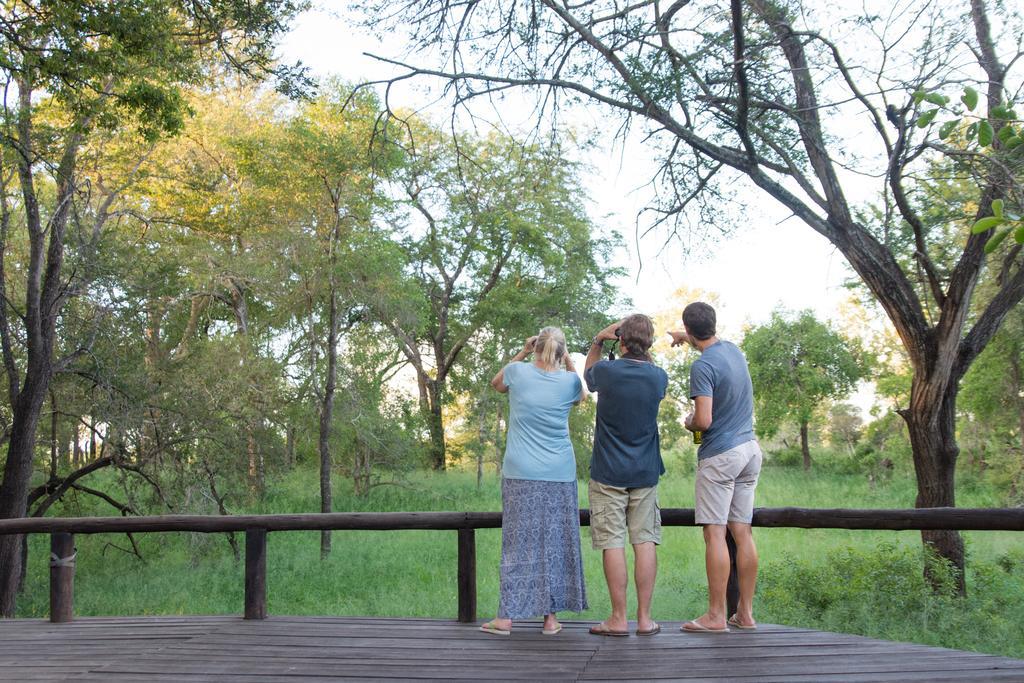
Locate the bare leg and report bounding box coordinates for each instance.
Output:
[543,612,560,630]
[727,522,758,626]
[601,547,629,631]
[633,542,657,631]
[685,524,729,630]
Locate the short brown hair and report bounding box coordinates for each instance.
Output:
[682,302,716,340]
[618,314,655,359]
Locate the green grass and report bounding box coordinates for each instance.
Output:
[14,453,1024,659]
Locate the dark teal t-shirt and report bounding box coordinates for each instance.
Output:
[688,340,755,460]
[584,358,668,488]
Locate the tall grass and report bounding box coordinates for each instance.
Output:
[14,455,1024,658]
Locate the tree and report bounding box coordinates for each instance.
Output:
[0,0,306,616]
[373,125,617,469]
[365,0,1024,590]
[232,83,400,556]
[742,311,869,470]
[828,403,864,457]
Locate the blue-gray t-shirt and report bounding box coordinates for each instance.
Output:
[689,340,755,460]
[501,362,583,482]
[584,358,668,488]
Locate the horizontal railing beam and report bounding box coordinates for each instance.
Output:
[1,507,1023,535]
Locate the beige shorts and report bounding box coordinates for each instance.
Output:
[588,480,661,550]
[695,440,762,526]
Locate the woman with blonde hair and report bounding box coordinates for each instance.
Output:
[480,326,588,636]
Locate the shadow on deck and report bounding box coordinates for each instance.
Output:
[2,616,1023,682]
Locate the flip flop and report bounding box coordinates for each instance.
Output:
[636,622,661,636]
[728,614,757,630]
[480,620,511,636]
[681,619,729,633]
[589,622,629,637]
[542,623,563,635]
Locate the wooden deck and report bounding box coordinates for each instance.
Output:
[2,616,1023,682]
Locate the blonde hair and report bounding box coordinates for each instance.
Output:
[535,326,567,368]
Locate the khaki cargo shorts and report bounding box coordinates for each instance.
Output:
[588,480,662,550]
[695,440,762,526]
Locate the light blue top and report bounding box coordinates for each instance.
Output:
[689,340,756,460]
[501,362,583,482]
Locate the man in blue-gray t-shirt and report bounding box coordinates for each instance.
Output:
[670,302,762,634]
[584,314,668,637]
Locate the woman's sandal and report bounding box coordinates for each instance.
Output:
[480,620,511,636]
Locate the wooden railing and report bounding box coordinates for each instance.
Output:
[2,507,1023,624]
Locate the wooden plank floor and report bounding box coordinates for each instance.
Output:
[2,616,1023,682]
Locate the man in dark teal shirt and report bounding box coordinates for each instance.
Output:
[584,314,668,637]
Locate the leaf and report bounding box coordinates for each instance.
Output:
[1006,136,1023,150]
[992,199,1004,217]
[912,90,927,105]
[916,109,938,128]
[971,216,1003,233]
[984,227,1011,254]
[961,87,979,111]
[924,92,949,106]
[938,120,958,140]
[1015,225,1024,245]
[966,122,978,141]
[997,124,1016,143]
[991,104,1013,120]
[978,120,994,146]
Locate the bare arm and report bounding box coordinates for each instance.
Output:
[490,337,536,393]
[585,320,622,372]
[685,395,713,431]
[563,353,587,405]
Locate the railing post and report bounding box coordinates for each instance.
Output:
[725,528,739,617]
[457,528,476,623]
[245,528,267,620]
[49,532,75,623]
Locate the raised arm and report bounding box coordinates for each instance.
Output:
[563,352,587,405]
[585,320,622,372]
[491,336,536,393]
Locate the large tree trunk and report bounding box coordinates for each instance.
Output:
[799,419,811,471]
[319,288,339,560]
[0,371,52,616]
[903,377,966,595]
[425,378,446,470]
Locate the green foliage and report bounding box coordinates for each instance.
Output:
[914,86,1024,252]
[760,542,1024,656]
[742,310,871,438]
[959,302,1024,505]
[1,0,308,140]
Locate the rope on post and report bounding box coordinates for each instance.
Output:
[50,551,77,568]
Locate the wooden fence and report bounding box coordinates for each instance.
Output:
[2,507,1023,624]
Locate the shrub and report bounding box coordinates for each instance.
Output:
[759,541,1024,656]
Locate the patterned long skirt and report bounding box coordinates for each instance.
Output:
[498,478,588,619]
